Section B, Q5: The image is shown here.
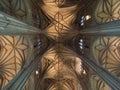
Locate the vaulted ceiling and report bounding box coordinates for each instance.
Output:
[30,0,91,90]
[2,0,120,90]
[0,0,95,90]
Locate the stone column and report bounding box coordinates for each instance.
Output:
[0,12,41,35]
[79,20,120,36]
[3,48,44,90]
[77,54,120,90]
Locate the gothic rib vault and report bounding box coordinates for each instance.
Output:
[1,0,120,90]
[32,1,86,90]
[0,0,88,90]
